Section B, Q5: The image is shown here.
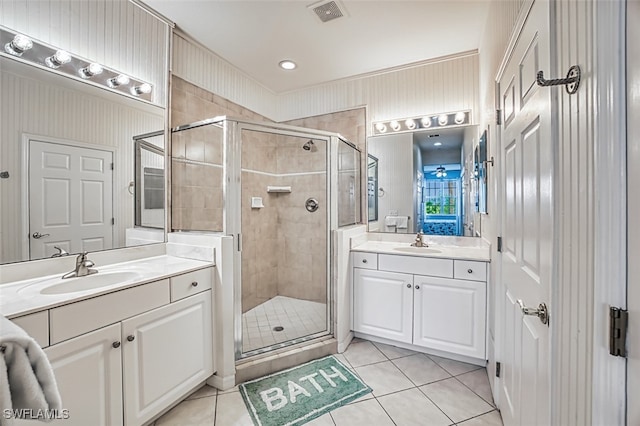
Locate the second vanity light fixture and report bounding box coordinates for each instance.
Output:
[373,110,471,135]
[1,26,153,102]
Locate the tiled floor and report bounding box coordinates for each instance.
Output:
[242,296,327,352]
[154,338,503,426]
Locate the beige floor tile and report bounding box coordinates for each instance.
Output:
[456,369,495,406]
[429,355,483,376]
[330,399,394,426]
[354,360,414,397]
[342,341,387,367]
[372,342,419,359]
[332,353,354,371]
[457,410,504,426]
[392,354,451,386]
[305,412,336,425]
[186,384,218,400]
[155,395,216,425]
[217,385,240,394]
[215,391,253,426]
[378,388,453,426]
[419,378,494,423]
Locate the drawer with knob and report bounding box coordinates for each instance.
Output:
[352,252,378,270]
[453,260,487,282]
[170,267,213,302]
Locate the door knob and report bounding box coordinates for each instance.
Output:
[112,341,121,348]
[127,335,135,342]
[406,283,412,288]
[415,285,420,290]
[517,299,549,325]
[32,232,50,239]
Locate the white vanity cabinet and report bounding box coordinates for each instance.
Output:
[353,269,413,344]
[122,291,212,426]
[11,267,214,426]
[352,252,487,362]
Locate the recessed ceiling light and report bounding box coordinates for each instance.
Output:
[279,60,297,70]
[434,142,442,146]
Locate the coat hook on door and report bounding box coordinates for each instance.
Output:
[536,65,581,94]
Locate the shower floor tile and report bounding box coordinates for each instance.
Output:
[242,296,327,352]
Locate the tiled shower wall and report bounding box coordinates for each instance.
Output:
[171,77,362,311]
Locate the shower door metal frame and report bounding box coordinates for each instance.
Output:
[224,118,340,360]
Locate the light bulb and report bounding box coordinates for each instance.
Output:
[434,142,442,146]
[5,34,33,56]
[79,63,103,78]
[390,120,401,131]
[279,60,296,70]
[454,112,466,124]
[438,114,449,126]
[131,83,152,95]
[108,74,130,87]
[45,50,71,68]
[405,119,416,130]
[375,122,387,133]
[421,117,432,128]
[442,171,447,177]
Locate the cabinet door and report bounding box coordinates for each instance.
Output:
[353,268,413,343]
[24,324,123,426]
[121,291,213,426]
[413,275,486,359]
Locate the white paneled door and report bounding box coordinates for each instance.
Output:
[29,140,113,259]
[497,1,552,425]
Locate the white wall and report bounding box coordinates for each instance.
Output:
[0,0,169,107]
[172,33,479,127]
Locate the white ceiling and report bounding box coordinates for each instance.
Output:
[414,127,466,152]
[143,0,490,93]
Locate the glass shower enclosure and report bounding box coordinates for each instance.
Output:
[171,117,361,359]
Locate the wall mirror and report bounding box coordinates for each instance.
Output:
[0,57,166,265]
[476,129,488,214]
[367,154,379,222]
[367,124,479,237]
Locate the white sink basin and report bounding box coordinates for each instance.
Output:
[393,247,442,254]
[23,271,143,295]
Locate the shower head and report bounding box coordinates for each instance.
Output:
[302,140,314,151]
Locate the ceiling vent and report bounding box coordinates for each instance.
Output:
[309,0,347,23]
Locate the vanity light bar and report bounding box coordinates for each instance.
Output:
[0,25,153,103]
[372,110,471,135]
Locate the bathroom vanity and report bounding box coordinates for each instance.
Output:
[350,236,490,365]
[1,255,214,426]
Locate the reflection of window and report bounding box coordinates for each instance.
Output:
[424,179,458,215]
[143,167,164,209]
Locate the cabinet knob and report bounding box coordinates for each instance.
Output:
[127,335,135,342]
[406,283,412,288]
[467,269,473,274]
[362,259,368,264]
[112,341,121,348]
[415,285,420,290]
[191,281,198,287]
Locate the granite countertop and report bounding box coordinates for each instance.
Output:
[351,237,491,262]
[0,255,213,319]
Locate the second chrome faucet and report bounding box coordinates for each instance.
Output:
[62,252,98,279]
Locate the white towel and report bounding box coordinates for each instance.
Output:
[395,216,409,229]
[0,315,62,425]
[384,216,398,226]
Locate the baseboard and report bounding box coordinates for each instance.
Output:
[208,373,236,391]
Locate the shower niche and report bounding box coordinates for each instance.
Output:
[171,117,361,359]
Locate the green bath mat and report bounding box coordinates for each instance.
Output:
[239,355,372,426]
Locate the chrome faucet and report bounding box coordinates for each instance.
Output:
[51,246,69,257]
[62,252,98,279]
[411,231,428,247]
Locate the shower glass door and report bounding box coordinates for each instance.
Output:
[233,124,330,357]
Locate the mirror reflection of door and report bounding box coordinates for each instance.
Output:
[367,154,378,222]
[28,139,114,260]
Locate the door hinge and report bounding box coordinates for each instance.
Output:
[110,162,114,170]
[111,218,115,225]
[237,233,242,252]
[609,306,628,357]
[496,109,503,126]
[497,236,503,252]
[496,361,501,378]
